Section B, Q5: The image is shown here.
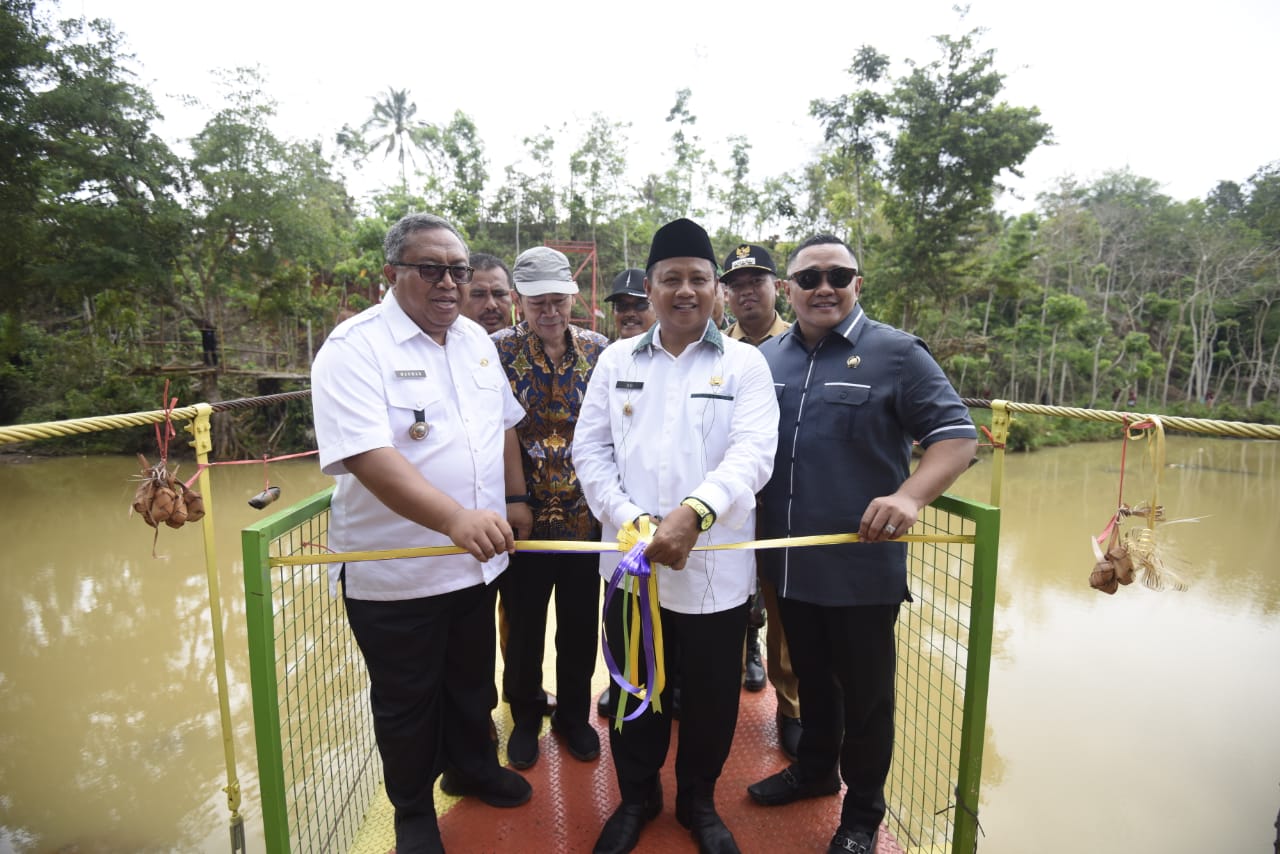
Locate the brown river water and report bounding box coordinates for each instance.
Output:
[1,436,1277,853]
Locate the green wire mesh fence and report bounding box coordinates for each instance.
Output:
[242,489,999,854]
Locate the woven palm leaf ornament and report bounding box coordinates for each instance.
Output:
[1089,415,1190,594]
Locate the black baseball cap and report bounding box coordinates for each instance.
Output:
[605,269,646,303]
[721,243,776,279]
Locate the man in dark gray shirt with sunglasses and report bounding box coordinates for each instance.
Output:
[747,234,976,854]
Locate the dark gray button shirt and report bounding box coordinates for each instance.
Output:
[757,306,977,606]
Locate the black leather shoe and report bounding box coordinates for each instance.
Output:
[593,783,662,854]
[676,795,740,854]
[828,826,877,854]
[507,719,540,770]
[439,767,532,808]
[747,764,840,806]
[744,628,765,692]
[551,711,600,761]
[777,714,802,762]
[597,689,614,718]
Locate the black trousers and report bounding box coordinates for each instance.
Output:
[343,580,501,851]
[498,550,601,727]
[777,598,900,833]
[603,592,748,803]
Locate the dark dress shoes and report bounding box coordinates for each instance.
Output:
[747,764,841,806]
[744,628,766,692]
[592,782,663,854]
[676,795,740,854]
[506,718,541,770]
[550,711,600,761]
[777,714,802,762]
[438,766,532,808]
[828,826,877,854]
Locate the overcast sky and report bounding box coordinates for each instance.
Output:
[70,0,1280,218]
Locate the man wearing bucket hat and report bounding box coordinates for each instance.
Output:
[720,242,803,762]
[573,218,779,854]
[604,268,657,340]
[491,247,611,772]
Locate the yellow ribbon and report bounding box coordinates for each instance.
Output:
[269,531,972,566]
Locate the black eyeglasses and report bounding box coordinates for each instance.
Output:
[390,262,474,285]
[789,267,859,290]
[613,298,651,312]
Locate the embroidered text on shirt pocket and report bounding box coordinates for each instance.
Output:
[815,382,870,439]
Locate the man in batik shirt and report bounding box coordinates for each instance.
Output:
[492,246,611,771]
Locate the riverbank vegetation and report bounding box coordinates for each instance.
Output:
[2,1,1276,456]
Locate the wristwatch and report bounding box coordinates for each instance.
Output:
[680,496,717,532]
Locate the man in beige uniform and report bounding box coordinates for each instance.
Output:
[721,243,802,762]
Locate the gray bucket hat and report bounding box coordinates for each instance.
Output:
[512,247,579,297]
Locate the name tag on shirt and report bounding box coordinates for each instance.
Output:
[395,370,427,379]
[615,380,644,390]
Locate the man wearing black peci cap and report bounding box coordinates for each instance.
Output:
[720,243,803,763]
[596,268,659,720]
[604,268,657,340]
[747,234,977,854]
[573,218,779,854]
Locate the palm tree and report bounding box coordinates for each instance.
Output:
[362,87,428,192]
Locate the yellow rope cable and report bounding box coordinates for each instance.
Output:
[988,399,1280,440]
[6,395,1278,449]
[268,532,974,567]
[0,405,206,445]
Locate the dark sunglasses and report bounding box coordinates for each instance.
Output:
[789,267,858,290]
[613,298,651,312]
[390,262,474,285]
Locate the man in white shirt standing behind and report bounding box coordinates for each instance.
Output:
[573,217,779,854]
[311,213,534,854]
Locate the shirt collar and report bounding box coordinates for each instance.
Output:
[727,312,790,346]
[384,288,469,345]
[779,305,865,351]
[518,321,580,360]
[631,319,724,355]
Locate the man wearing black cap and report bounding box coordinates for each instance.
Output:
[573,218,779,854]
[722,243,790,346]
[720,243,803,763]
[604,268,657,340]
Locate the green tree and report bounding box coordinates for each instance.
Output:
[810,45,891,258]
[167,69,352,452]
[417,110,488,235]
[0,3,187,424]
[717,135,758,238]
[876,27,1050,329]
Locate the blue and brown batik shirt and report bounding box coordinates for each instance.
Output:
[492,321,610,540]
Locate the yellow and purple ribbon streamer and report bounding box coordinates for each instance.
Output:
[600,517,666,727]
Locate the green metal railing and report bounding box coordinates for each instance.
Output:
[889,494,1000,853]
[242,487,381,854]
[241,489,1000,854]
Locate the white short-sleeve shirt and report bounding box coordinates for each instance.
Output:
[312,292,525,600]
